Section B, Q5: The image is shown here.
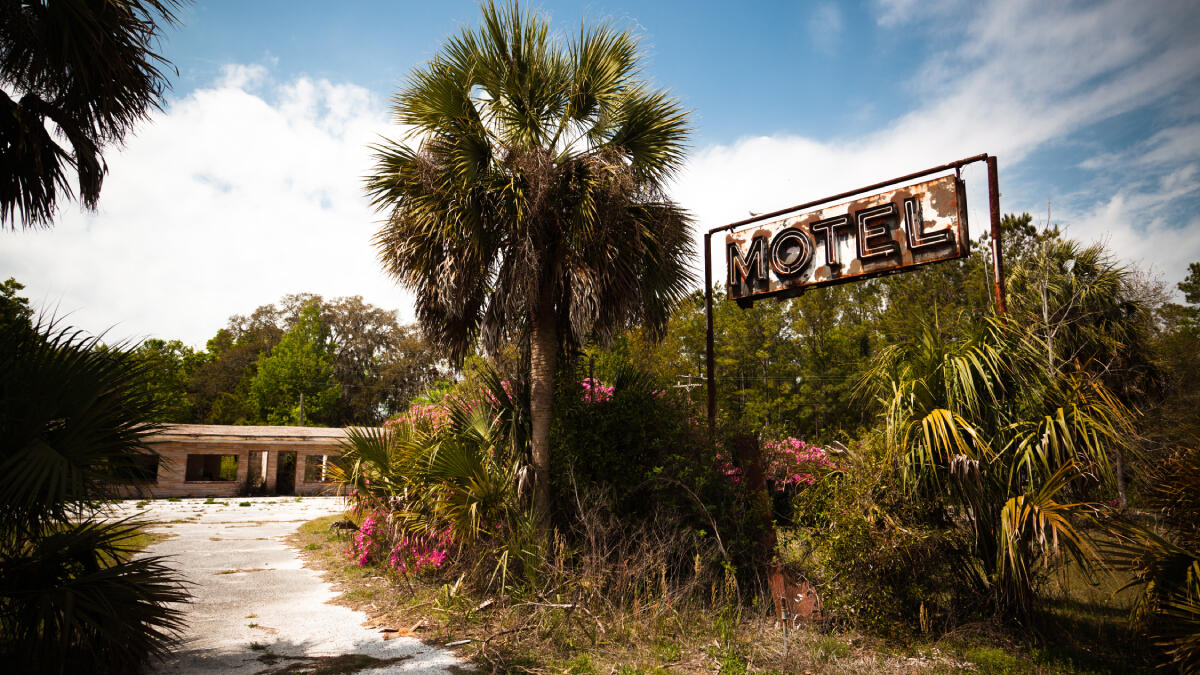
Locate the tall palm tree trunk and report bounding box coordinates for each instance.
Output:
[529,281,558,526]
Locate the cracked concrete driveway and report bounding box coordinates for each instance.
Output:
[108,497,467,674]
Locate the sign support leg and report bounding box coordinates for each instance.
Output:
[987,156,1008,315]
[704,232,716,435]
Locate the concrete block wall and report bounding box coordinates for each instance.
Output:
[117,425,359,499]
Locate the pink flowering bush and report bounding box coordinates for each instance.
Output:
[712,438,837,492]
[348,512,385,566]
[337,364,536,587]
[387,528,453,575]
[346,511,454,576]
[579,377,614,403]
[762,437,838,490]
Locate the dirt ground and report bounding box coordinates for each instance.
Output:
[107,496,469,674]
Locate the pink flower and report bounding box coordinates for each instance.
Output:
[580,378,614,403]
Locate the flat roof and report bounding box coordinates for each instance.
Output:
[146,424,370,444]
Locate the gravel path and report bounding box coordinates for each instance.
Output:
[108,497,467,674]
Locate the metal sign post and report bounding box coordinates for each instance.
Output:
[703,153,1005,432]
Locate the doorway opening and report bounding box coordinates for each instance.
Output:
[275,451,296,495]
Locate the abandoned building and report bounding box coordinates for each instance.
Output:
[122,424,363,498]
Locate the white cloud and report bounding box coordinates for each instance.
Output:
[1,66,413,348]
[873,0,961,28]
[675,0,1200,291]
[5,0,1199,350]
[1064,166,1200,288]
[217,63,269,91]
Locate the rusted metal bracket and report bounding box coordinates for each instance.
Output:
[702,153,1004,433]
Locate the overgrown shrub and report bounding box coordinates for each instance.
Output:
[859,317,1133,625]
[550,363,701,516]
[337,356,768,601]
[789,440,981,635]
[1106,445,1200,672]
[550,359,768,578]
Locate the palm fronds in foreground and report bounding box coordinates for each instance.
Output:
[0,321,188,673]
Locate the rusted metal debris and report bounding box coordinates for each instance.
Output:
[768,563,823,627]
[329,518,358,539]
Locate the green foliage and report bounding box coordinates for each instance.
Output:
[0,278,34,338]
[796,442,981,634]
[1180,262,1200,308]
[249,300,341,425]
[1144,261,1200,461]
[548,351,769,577]
[127,338,198,422]
[0,321,187,672]
[336,374,539,589]
[1104,444,1200,672]
[1007,233,1157,406]
[185,293,441,426]
[626,285,881,440]
[550,359,700,515]
[862,316,1133,624]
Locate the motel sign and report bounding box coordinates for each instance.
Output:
[724,174,970,306]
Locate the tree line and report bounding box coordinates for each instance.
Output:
[122,294,444,427]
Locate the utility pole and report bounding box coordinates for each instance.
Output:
[298,392,305,426]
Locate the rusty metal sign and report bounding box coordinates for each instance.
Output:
[725,174,970,306]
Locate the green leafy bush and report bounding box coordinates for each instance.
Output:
[1106,445,1200,671]
[796,441,980,635]
[550,358,769,578]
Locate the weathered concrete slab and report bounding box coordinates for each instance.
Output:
[106,497,467,674]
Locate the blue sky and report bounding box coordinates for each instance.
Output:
[4,0,1199,347]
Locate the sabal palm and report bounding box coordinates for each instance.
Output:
[366,1,694,519]
[863,317,1133,622]
[1007,236,1150,383]
[0,0,183,229]
[0,322,188,671]
[336,384,540,587]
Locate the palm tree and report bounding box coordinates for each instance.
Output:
[365,1,694,521]
[1006,235,1154,508]
[0,320,188,672]
[862,317,1134,622]
[0,0,183,230]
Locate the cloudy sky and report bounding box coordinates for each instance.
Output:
[4,0,1199,348]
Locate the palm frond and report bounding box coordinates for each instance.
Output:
[0,321,161,538]
[0,517,189,672]
[0,0,185,229]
